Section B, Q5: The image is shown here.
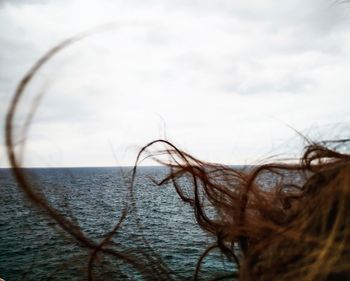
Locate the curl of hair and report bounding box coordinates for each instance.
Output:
[135,139,350,281]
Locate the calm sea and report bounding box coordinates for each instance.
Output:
[0,167,237,280]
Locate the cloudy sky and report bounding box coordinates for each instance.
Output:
[0,0,350,167]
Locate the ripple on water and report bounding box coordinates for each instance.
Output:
[0,167,237,280]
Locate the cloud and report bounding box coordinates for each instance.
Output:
[0,0,350,167]
[0,0,52,7]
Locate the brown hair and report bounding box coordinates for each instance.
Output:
[5,33,350,281]
[134,139,350,281]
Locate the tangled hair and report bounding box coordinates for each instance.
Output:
[4,31,350,281]
[134,139,350,281]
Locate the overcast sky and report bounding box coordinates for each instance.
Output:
[0,0,350,167]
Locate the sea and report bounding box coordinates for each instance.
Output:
[0,167,238,281]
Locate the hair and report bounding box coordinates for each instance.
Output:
[4,32,350,281]
[134,139,350,281]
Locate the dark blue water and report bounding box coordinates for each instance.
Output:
[0,167,237,280]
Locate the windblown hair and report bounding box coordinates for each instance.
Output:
[4,31,350,281]
[136,139,350,281]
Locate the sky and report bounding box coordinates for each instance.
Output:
[0,0,350,167]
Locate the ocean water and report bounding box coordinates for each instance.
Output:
[0,167,237,280]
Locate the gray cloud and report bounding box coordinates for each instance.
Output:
[0,0,52,7]
[0,0,349,167]
[222,73,316,96]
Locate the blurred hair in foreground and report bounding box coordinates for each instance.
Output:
[4,31,350,281]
